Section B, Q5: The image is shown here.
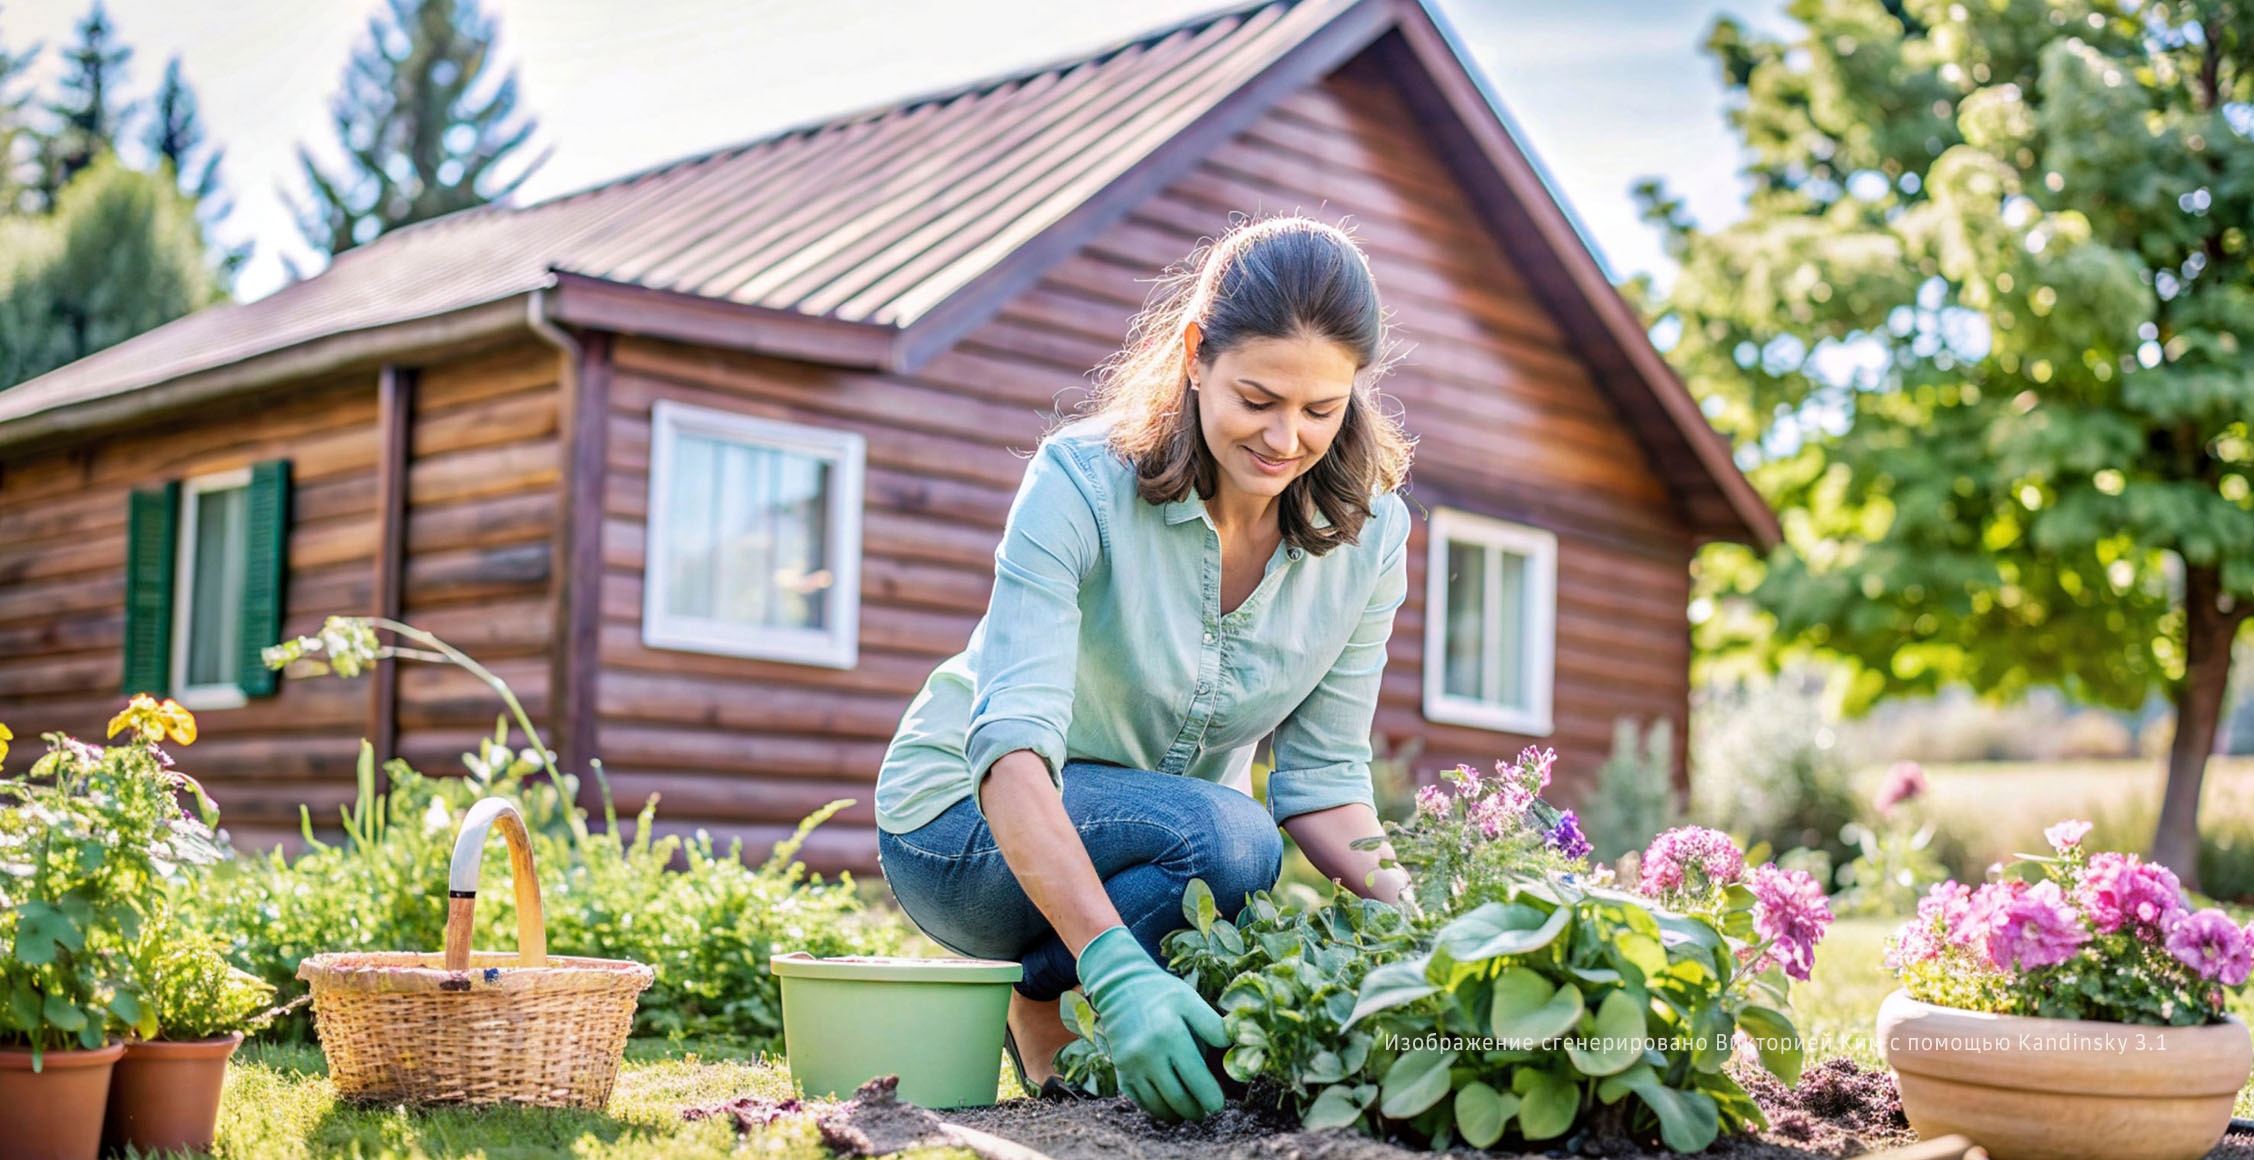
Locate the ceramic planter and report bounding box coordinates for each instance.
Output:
[770,953,1021,1108]
[100,1032,245,1156]
[0,1041,126,1160]
[1876,989,2253,1160]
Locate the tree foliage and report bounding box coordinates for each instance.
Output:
[1645,0,2254,885]
[287,0,545,259]
[40,0,129,204]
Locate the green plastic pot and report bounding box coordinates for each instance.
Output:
[770,953,1022,1109]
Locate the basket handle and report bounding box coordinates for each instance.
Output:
[443,797,548,971]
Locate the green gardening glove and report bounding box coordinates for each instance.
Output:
[1075,924,1228,1122]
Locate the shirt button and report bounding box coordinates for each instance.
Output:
[1203,631,1215,643]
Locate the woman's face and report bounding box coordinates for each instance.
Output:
[1184,321,1357,507]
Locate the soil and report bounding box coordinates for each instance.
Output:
[688,1061,2254,1159]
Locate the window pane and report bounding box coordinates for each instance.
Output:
[186,486,247,687]
[1492,550,1527,710]
[1442,540,1484,699]
[664,430,831,631]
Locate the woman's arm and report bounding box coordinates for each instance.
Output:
[1284,801,1408,904]
[979,749,1121,954]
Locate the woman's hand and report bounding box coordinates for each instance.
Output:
[1281,801,1410,905]
[1075,925,1228,1121]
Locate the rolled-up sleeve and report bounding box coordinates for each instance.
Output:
[1266,497,1410,824]
[962,439,1103,824]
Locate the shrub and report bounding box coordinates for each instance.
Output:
[125,911,279,1041]
[179,616,906,1046]
[1578,716,1682,864]
[1885,818,2253,1024]
[1691,674,1860,875]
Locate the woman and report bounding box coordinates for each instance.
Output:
[874,215,1416,1123]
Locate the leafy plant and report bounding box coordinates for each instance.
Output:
[0,696,224,1064]
[1578,716,1683,863]
[1886,818,2254,1025]
[125,911,278,1041]
[1832,819,1949,917]
[1061,748,1833,1153]
[181,615,906,1045]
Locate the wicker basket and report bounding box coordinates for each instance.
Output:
[297,798,654,1108]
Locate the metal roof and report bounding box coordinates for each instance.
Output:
[0,0,1353,429]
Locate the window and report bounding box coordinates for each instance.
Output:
[1422,507,1556,735]
[125,460,290,708]
[643,400,865,667]
[171,469,252,708]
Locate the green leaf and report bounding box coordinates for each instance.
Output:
[1303,1083,1368,1130]
[1439,901,1571,962]
[1453,1081,1517,1149]
[1615,932,1668,978]
[1489,966,1586,1046]
[1063,989,1100,1040]
[1212,921,1245,956]
[1565,989,1647,1077]
[11,901,83,965]
[1613,1063,1722,1152]
[1224,1045,1266,1082]
[1346,956,1437,1026]
[1737,1004,1804,1086]
[1303,1049,1345,1084]
[1183,877,1217,933]
[1690,1002,1735,1073]
[5,984,37,1032]
[41,994,86,1032]
[1378,1047,1455,1118]
[1513,1067,1579,1140]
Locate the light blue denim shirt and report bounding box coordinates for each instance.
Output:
[875,417,1411,835]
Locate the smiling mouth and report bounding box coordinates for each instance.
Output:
[1248,449,1296,470]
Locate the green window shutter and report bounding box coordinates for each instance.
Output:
[122,483,180,697]
[235,459,292,697]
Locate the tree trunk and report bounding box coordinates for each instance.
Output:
[2150,563,2250,893]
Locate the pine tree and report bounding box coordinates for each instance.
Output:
[42,1,131,202]
[0,9,40,215]
[1646,1,2254,889]
[287,0,546,258]
[143,55,244,282]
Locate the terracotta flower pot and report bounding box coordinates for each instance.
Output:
[0,1041,127,1160]
[100,1032,244,1157]
[1876,989,2253,1160]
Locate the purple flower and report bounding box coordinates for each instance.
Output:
[1547,810,1592,860]
[2044,819,2093,852]
[1748,863,1833,981]
[2165,909,2253,986]
[1414,784,1452,819]
[1639,826,1745,896]
[1983,880,2089,972]
[2079,852,2185,939]
[1875,761,1928,817]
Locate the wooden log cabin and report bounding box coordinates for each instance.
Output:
[0,0,1777,873]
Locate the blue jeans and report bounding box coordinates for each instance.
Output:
[876,760,1284,1001]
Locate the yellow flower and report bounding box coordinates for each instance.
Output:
[107,695,198,746]
[0,722,11,766]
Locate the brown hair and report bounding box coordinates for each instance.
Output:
[1061,214,1414,557]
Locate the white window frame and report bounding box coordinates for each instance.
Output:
[642,399,865,668]
[170,466,253,711]
[1422,506,1557,736]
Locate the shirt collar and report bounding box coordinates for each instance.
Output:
[1160,491,1335,534]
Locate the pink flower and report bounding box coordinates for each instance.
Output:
[1414,784,1452,819]
[2079,852,2185,938]
[1448,763,1484,798]
[1983,880,2088,972]
[2044,819,2093,852]
[1885,881,1972,970]
[1748,863,1833,981]
[1639,826,1745,896]
[1955,880,2026,955]
[1516,746,1558,793]
[1468,793,1519,839]
[1875,761,1928,816]
[2165,910,2253,986]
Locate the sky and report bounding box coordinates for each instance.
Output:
[2,0,1799,304]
